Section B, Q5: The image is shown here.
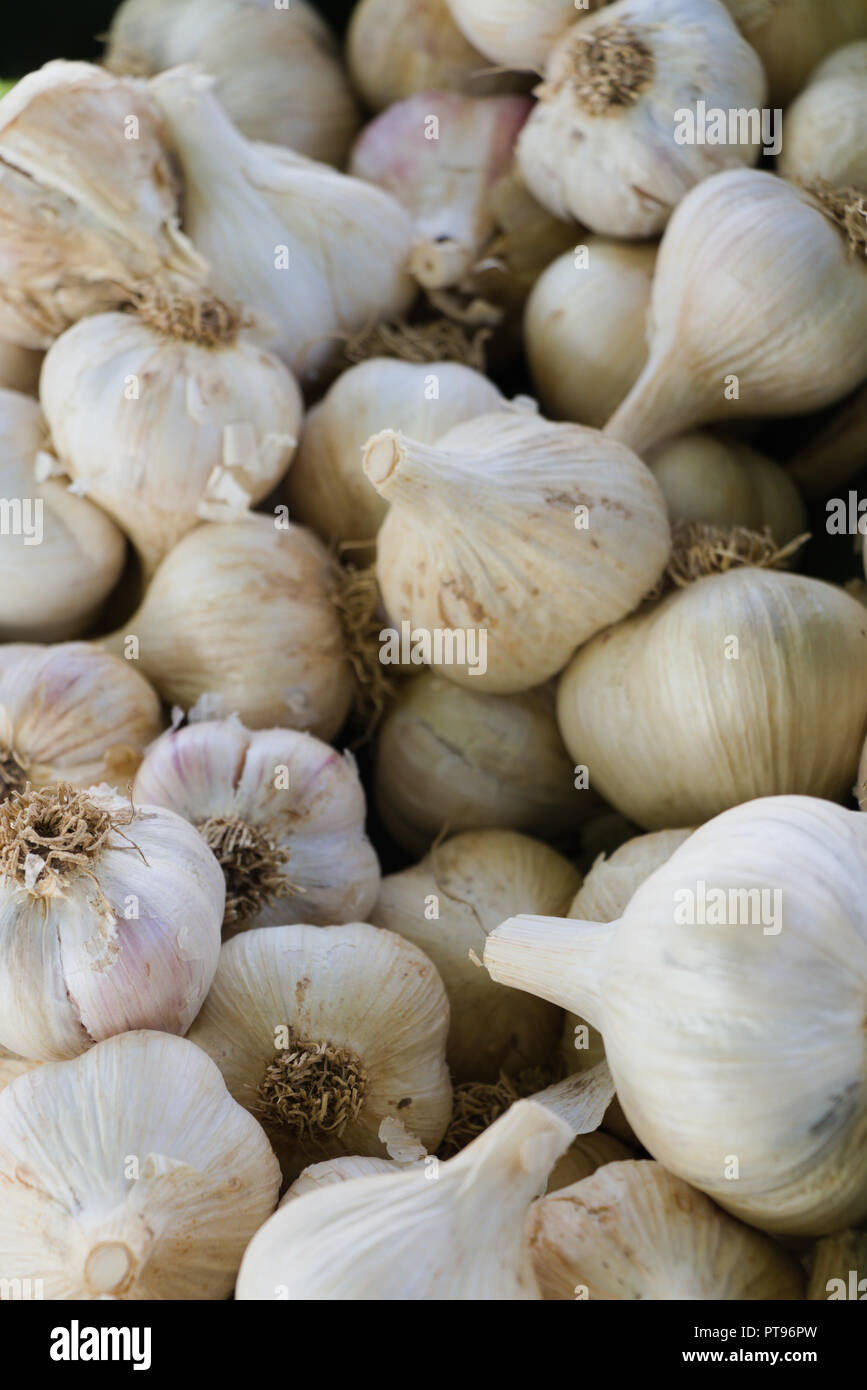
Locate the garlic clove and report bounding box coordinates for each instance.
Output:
[132,718,381,935]
[529,1161,806,1299]
[40,295,303,578]
[187,922,453,1180]
[779,40,867,189]
[720,0,867,107]
[0,1030,280,1298]
[0,641,162,795]
[605,170,867,454]
[101,516,356,740]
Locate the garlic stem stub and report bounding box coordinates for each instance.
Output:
[485,795,867,1236]
[0,1031,280,1298]
[132,718,381,935]
[605,170,867,454]
[365,411,671,693]
[40,293,303,579]
[236,1096,574,1299]
[101,516,356,740]
[187,923,452,1180]
[0,641,162,794]
[0,784,224,1060]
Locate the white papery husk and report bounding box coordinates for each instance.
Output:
[106,0,360,165]
[0,642,162,793]
[0,785,224,1060]
[720,0,867,106]
[0,389,126,641]
[557,568,867,829]
[187,922,453,1179]
[40,303,303,577]
[365,410,671,693]
[779,41,867,189]
[284,357,505,558]
[517,0,766,237]
[101,516,356,740]
[0,1031,280,1298]
[150,66,416,386]
[370,828,579,1081]
[485,795,867,1235]
[444,0,587,72]
[529,1160,806,1299]
[132,718,380,934]
[0,61,206,349]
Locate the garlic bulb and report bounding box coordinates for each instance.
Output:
[486,795,867,1235]
[547,1132,635,1193]
[106,0,360,165]
[187,923,452,1179]
[517,0,766,237]
[858,736,867,812]
[0,341,41,394]
[558,568,867,829]
[524,239,656,428]
[0,61,205,349]
[807,1228,867,1301]
[237,1096,574,1299]
[347,0,527,111]
[779,41,867,189]
[445,0,582,72]
[285,357,505,557]
[132,718,380,935]
[349,93,531,291]
[0,1031,280,1298]
[369,829,578,1081]
[282,1155,396,1205]
[0,389,126,641]
[647,432,808,544]
[0,784,224,1060]
[150,67,416,386]
[529,1161,806,1299]
[103,516,356,740]
[606,171,867,454]
[0,642,162,796]
[365,412,670,693]
[787,381,867,500]
[40,294,303,577]
[373,675,586,856]
[720,0,867,107]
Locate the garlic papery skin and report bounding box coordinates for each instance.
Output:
[187,922,452,1180]
[0,642,162,795]
[720,0,867,107]
[373,674,586,856]
[365,412,670,693]
[524,239,656,428]
[103,516,356,740]
[0,61,206,349]
[0,784,224,1060]
[106,0,360,166]
[132,718,380,935]
[647,432,808,544]
[150,67,416,387]
[779,41,867,189]
[40,297,303,578]
[486,795,867,1236]
[284,357,505,558]
[605,171,867,455]
[237,1096,574,1299]
[369,829,579,1081]
[0,389,126,641]
[0,1031,280,1298]
[0,341,42,395]
[281,1155,397,1205]
[558,568,867,830]
[347,0,528,112]
[444,0,583,72]
[0,1056,40,1093]
[349,93,531,291]
[516,0,766,238]
[529,1161,806,1299]
[807,1229,867,1300]
[547,1132,635,1193]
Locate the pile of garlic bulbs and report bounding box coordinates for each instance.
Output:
[0,0,865,1307]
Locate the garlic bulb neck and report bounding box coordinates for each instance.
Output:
[0,783,134,896]
[254,1038,369,1144]
[129,286,245,346]
[80,1213,155,1297]
[364,428,456,502]
[484,916,612,1030]
[448,1098,574,1206]
[409,237,475,292]
[563,21,654,114]
[197,815,295,925]
[807,179,867,260]
[151,65,249,176]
